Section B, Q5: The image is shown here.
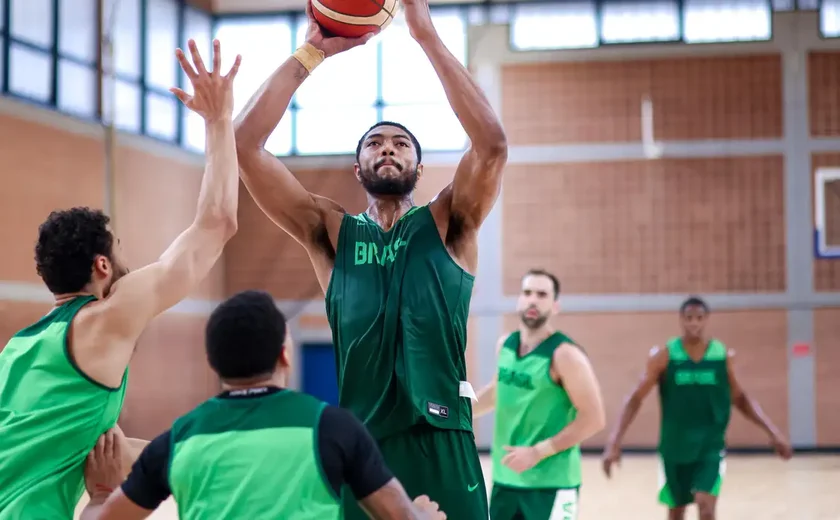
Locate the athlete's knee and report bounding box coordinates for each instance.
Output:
[667,506,686,520]
[694,493,716,520]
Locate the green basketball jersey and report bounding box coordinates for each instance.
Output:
[657,337,731,463]
[492,331,582,489]
[325,205,474,440]
[0,296,128,518]
[169,389,338,519]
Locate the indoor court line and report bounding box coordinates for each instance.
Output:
[74,454,840,519]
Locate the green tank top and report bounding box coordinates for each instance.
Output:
[168,389,338,519]
[491,331,582,489]
[657,337,731,462]
[0,296,128,518]
[325,205,474,440]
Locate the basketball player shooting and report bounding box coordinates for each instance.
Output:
[0,39,240,519]
[233,0,507,518]
[601,297,793,520]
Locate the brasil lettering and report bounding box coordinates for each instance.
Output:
[674,369,717,386]
[354,239,408,266]
[498,366,535,390]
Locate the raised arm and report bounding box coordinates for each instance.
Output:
[234,6,371,248]
[601,346,669,477]
[403,0,507,236]
[74,41,241,387]
[727,349,792,459]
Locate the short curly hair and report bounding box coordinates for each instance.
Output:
[205,290,287,380]
[35,207,114,295]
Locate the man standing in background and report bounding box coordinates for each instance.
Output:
[474,269,606,520]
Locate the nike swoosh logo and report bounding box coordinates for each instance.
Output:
[467,483,479,492]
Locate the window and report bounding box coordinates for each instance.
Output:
[58,61,97,117]
[601,1,680,43]
[296,106,378,155]
[380,9,466,105]
[180,8,213,151]
[104,0,141,79]
[822,0,840,37]
[683,0,771,43]
[146,92,178,141]
[382,104,466,152]
[511,2,598,51]
[10,45,51,102]
[213,17,293,154]
[11,0,53,48]
[59,0,97,62]
[103,80,141,133]
[145,0,179,91]
[293,22,378,108]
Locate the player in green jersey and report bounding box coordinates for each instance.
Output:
[78,290,446,520]
[474,269,606,520]
[0,40,242,519]
[601,296,793,520]
[234,1,506,518]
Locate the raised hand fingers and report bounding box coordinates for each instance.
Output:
[175,48,197,80]
[212,39,222,76]
[224,54,242,81]
[188,39,208,76]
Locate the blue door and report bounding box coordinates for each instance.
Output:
[301,342,339,406]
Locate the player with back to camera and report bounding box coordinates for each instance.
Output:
[78,290,447,520]
[0,39,241,519]
[601,296,794,520]
[473,269,606,520]
[233,0,507,518]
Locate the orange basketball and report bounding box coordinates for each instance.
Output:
[310,0,397,39]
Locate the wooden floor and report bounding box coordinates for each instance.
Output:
[75,454,840,519]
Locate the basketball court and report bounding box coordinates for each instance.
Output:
[74,453,840,519]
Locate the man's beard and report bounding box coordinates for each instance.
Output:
[359,163,419,197]
[104,265,129,297]
[520,312,549,330]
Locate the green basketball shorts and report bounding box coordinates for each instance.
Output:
[489,485,579,520]
[341,425,488,520]
[658,452,726,508]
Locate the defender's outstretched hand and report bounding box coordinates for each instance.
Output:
[304,1,376,57]
[171,39,241,122]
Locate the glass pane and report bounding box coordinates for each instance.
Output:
[182,109,205,152]
[511,2,597,51]
[214,17,292,122]
[103,80,141,132]
[601,1,680,43]
[381,9,466,105]
[11,0,53,47]
[145,0,179,90]
[10,45,51,102]
[58,60,96,117]
[294,22,377,108]
[381,104,466,152]
[266,114,293,156]
[146,92,177,141]
[296,106,377,155]
[183,107,292,155]
[822,0,840,37]
[683,0,771,43]
[59,0,97,61]
[183,8,212,82]
[104,0,141,78]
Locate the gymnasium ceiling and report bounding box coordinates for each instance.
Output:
[192,0,522,14]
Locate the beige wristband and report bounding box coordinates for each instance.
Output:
[292,42,326,74]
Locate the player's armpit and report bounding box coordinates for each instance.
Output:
[80,488,155,520]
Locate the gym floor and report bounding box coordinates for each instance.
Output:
[74,454,840,519]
